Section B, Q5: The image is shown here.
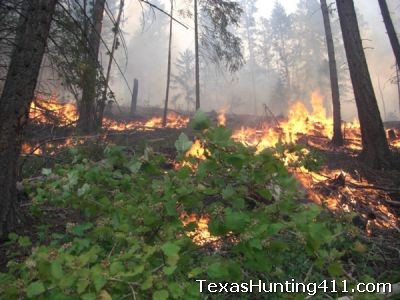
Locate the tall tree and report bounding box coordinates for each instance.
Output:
[336,0,391,169]
[0,0,56,239]
[78,0,106,133]
[241,0,258,115]
[192,0,243,110]
[194,0,200,110]
[321,0,343,146]
[171,49,196,111]
[378,0,400,71]
[97,0,124,128]
[269,2,294,93]
[163,0,174,127]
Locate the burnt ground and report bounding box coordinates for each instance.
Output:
[3,109,400,278]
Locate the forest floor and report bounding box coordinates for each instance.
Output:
[2,108,400,285]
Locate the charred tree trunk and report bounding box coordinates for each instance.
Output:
[321,0,343,146]
[194,0,200,110]
[378,0,400,71]
[130,78,139,117]
[78,0,105,134]
[0,0,56,240]
[163,0,174,127]
[336,0,391,169]
[97,0,124,129]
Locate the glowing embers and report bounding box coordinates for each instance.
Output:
[21,137,96,156]
[180,213,220,246]
[296,168,399,232]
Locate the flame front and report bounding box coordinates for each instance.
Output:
[29,96,189,131]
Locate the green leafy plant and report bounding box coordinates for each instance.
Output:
[0,117,377,299]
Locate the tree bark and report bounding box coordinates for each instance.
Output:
[130,78,139,117]
[0,0,56,240]
[336,0,391,169]
[97,0,124,129]
[163,0,174,127]
[194,0,200,110]
[78,0,105,134]
[378,0,400,71]
[397,65,400,115]
[321,0,343,146]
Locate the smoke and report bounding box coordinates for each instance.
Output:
[108,0,400,121]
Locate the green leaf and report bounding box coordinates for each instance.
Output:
[222,185,235,200]
[78,183,91,197]
[163,265,177,275]
[70,223,93,237]
[224,210,249,232]
[110,261,124,275]
[174,133,193,153]
[141,275,153,290]
[92,274,107,292]
[18,236,32,247]
[161,242,180,257]
[51,260,63,279]
[128,161,142,173]
[328,262,344,277]
[207,262,229,279]
[168,282,183,298]
[153,289,169,300]
[26,281,45,298]
[7,232,18,242]
[81,293,96,300]
[192,110,211,131]
[188,267,203,278]
[42,168,52,176]
[208,126,232,145]
[76,278,90,294]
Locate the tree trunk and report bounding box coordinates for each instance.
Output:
[336,0,391,169]
[78,0,106,134]
[194,0,200,110]
[378,0,400,71]
[397,65,400,116]
[130,78,139,117]
[97,0,124,129]
[321,0,343,146]
[0,0,56,240]
[163,0,174,127]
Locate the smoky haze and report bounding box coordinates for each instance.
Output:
[107,0,400,121]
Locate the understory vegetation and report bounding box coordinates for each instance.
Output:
[0,116,394,299]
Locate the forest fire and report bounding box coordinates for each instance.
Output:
[180,213,219,246]
[232,91,400,152]
[29,95,78,126]
[25,94,400,236]
[228,92,400,233]
[29,96,189,131]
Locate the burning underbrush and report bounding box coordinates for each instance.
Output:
[28,95,189,131]
[6,121,400,299]
[22,93,400,243]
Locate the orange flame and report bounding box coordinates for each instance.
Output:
[29,96,189,131]
[217,109,226,126]
[180,213,219,246]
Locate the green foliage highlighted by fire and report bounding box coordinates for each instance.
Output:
[0,122,374,299]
